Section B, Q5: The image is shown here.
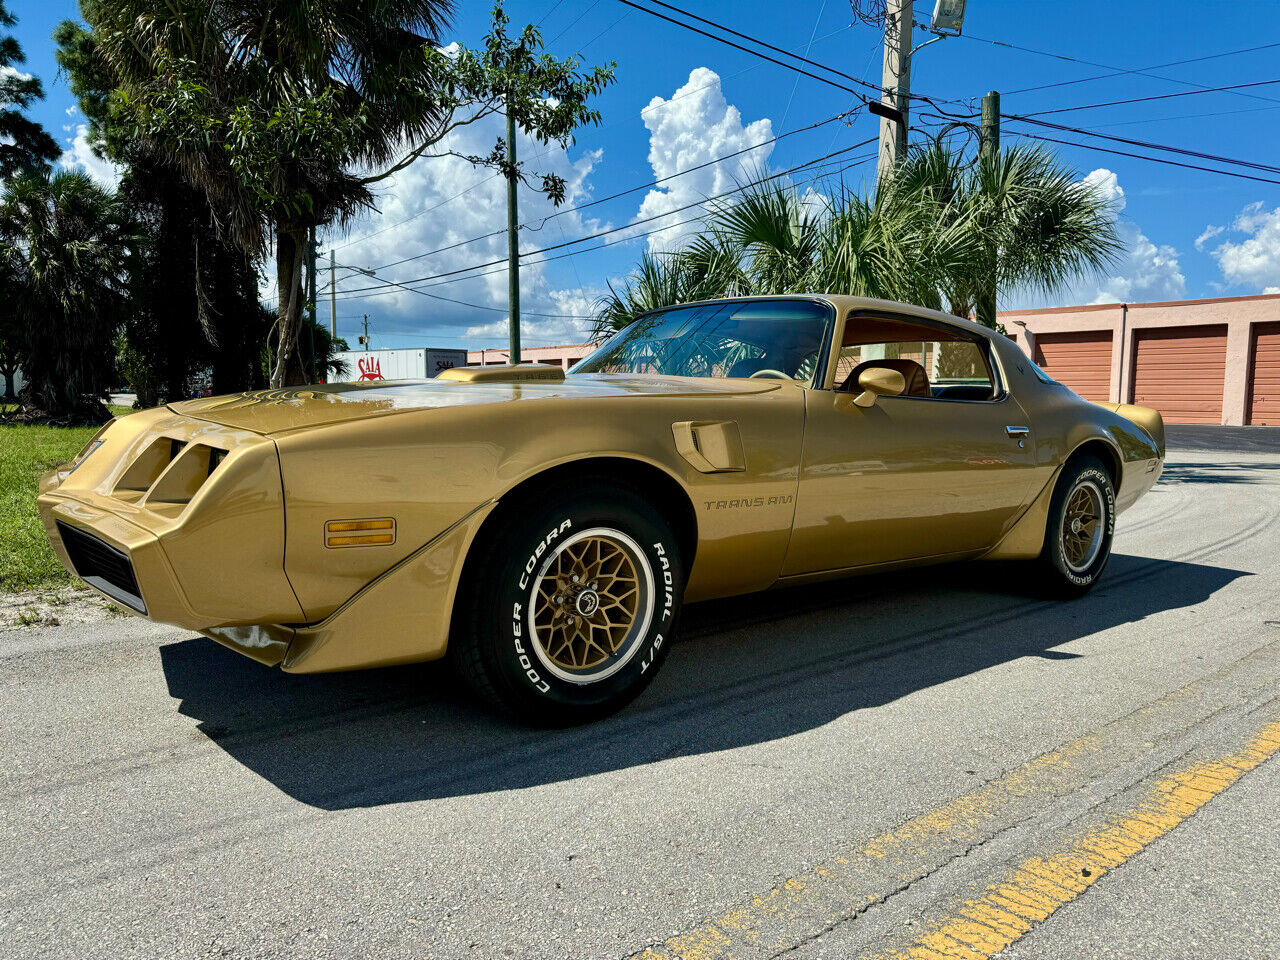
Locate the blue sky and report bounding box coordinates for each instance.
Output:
[11,0,1280,349]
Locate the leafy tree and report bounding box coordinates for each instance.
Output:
[0,171,137,422]
[0,1,59,178]
[595,140,1119,335]
[96,0,614,387]
[54,12,267,401]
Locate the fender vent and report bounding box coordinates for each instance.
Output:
[113,438,227,507]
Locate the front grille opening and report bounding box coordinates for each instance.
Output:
[57,522,146,613]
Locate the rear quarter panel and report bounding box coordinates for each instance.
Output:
[993,338,1162,512]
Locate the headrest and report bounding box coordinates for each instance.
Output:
[842,358,930,397]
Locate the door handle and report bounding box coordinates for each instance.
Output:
[1005,425,1029,438]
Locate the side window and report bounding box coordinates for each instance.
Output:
[834,314,998,401]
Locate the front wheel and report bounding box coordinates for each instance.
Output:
[1035,456,1116,597]
[450,483,684,724]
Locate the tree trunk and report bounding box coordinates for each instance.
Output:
[1,363,14,402]
[271,225,307,388]
[975,242,998,329]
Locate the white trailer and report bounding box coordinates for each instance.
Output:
[332,347,468,382]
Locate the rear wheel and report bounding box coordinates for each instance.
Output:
[1035,456,1115,597]
[450,483,683,724]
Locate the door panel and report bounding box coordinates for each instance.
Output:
[1248,322,1280,425]
[1034,331,1112,402]
[1130,326,1227,424]
[782,392,1038,576]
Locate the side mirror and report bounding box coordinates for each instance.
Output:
[853,367,906,407]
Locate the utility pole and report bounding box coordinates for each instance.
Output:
[305,227,318,382]
[359,314,370,350]
[329,250,337,339]
[877,0,913,179]
[977,90,1001,328]
[980,90,1000,162]
[505,97,522,364]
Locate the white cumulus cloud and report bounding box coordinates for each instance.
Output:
[1194,224,1224,251]
[1071,168,1185,304]
[633,67,774,253]
[1203,201,1280,291]
[58,124,122,189]
[317,111,609,344]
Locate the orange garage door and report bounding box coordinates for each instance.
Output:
[1130,325,1227,424]
[1034,331,1113,402]
[1249,322,1280,425]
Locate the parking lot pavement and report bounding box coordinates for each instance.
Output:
[1166,423,1280,453]
[2,445,1279,960]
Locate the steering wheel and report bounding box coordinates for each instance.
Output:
[747,368,792,380]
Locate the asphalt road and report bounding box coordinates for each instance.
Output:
[3,442,1279,960]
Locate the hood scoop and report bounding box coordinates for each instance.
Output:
[437,363,566,384]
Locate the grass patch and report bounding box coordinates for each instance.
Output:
[0,404,134,592]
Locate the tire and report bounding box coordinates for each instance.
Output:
[1036,455,1116,597]
[450,482,684,725]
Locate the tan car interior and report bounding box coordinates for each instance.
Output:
[835,314,997,401]
[840,358,931,396]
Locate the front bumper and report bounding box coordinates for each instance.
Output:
[37,406,304,638]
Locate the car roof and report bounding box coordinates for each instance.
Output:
[653,294,999,341]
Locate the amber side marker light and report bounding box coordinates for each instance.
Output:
[325,518,396,548]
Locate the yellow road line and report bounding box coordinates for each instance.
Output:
[876,716,1280,960]
[632,644,1280,960]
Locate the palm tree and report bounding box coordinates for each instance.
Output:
[0,171,137,422]
[595,138,1120,335]
[893,139,1122,326]
[594,177,955,334]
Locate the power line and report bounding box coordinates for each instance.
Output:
[333,159,867,306]
[611,0,875,101]
[331,270,596,318]
[334,152,866,302]
[550,0,602,43]
[1015,78,1280,118]
[330,174,495,253]
[1005,130,1280,187]
[1002,113,1280,176]
[537,0,568,26]
[333,150,876,304]
[1004,40,1280,98]
[331,22,856,257]
[1090,103,1280,130]
[367,107,859,273]
[333,140,874,298]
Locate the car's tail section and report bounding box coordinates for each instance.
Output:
[1095,401,1166,458]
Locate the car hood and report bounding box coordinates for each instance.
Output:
[169,373,787,435]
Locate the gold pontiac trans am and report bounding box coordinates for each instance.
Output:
[39,296,1165,722]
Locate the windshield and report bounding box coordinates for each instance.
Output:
[572,299,832,382]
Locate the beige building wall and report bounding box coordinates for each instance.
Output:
[1001,294,1280,426]
[467,343,599,370]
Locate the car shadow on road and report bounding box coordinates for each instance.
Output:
[158,552,1247,809]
